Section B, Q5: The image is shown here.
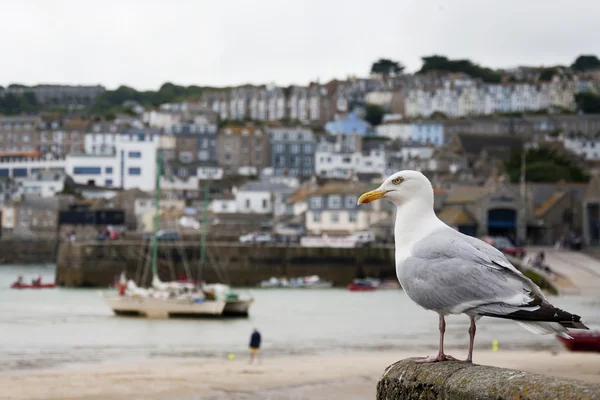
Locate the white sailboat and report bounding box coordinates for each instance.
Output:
[102,150,228,318]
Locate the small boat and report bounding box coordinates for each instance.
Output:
[258,275,332,289]
[557,331,600,352]
[348,278,379,292]
[347,283,377,291]
[11,283,56,289]
[378,280,401,290]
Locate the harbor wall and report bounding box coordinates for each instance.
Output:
[0,239,57,264]
[55,241,397,287]
[377,358,600,400]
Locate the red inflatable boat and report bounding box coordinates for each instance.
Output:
[11,283,56,289]
[557,331,600,352]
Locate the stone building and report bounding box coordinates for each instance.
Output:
[216,125,270,174]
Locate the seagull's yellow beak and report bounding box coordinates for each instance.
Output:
[357,189,387,205]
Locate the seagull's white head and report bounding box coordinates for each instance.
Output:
[357,170,434,207]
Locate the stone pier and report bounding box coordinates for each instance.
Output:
[377,358,600,399]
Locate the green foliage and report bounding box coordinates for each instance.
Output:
[571,55,600,71]
[575,92,600,113]
[0,92,40,115]
[538,68,557,82]
[364,104,386,126]
[430,111,448,119]
[90,83,207,115]
[504,147,589,183]
[418,55,502,83]
[370,58,404,76]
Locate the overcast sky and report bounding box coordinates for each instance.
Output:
[1,0,599,90]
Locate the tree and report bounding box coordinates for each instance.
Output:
[538,68,557,82]
[571,55,600,72]
[418,55,502,83]
[370,58,404,77]
[575,92,600,113]
[364,104,386,126]
[504,146,588,183]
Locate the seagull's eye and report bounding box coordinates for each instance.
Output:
[391,177,403,185]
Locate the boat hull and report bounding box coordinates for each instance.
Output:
[102,294,227,318]
[223,299,253,316]
[11,283,56,289]
[347,284,377,292]
[557,332,600,352]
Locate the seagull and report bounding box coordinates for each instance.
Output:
[357,170,589,363]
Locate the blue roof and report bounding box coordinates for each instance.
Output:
[324,113,372,136]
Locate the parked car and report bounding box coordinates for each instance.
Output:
[143,230,180,241]
[350,231,376,247]
[239,232,272,244]
[482,236,526,258]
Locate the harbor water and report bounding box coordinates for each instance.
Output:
[1,264,600,373]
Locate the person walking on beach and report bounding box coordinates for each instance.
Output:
[249,328,261,365]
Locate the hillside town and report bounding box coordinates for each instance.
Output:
[2,56,600,248]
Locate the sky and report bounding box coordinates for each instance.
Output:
[1,0,599,91]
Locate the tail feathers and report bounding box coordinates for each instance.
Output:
[475,301,590,335]
[516,321,572,339]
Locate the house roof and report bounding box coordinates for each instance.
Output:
[312,181,376,196]
[239,181,292,192]
[444,186,491,204]
[534,192,566,218]
[437,206,476,225]
[220,126,263,136]
[456,133,523,159]
[287,186,314,203]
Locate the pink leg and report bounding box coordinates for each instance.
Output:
[416,314,459,363]
[466,316,476,363]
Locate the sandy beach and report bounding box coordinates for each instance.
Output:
[2,349,600,400]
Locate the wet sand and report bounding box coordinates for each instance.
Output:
[2,350,600,400]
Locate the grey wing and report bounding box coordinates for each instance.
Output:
[398,229,542,315]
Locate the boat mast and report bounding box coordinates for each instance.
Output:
[198,181,210,286]
[151,149,162,278]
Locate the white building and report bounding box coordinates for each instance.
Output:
[304,182,389,235]
[67,130,158,191]
[19,171,66,198]
[210,194,238,214]
[404,77,585,118]
[315,149,387,180]
[85,122,125,155]
[562,137,600,160]
[235,181,294,214]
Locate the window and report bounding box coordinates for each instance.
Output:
[304,156,312,167]
[128,151,142,158]
[105,167,113,174]
[73,167,101,175]
[349,211,357,222]
[310,196,322,209]
[313,212,321,222]
[262,199,268,209]
[245,199,250,209]
[328,195,341,209]
[303,144,313,153]
[292,156,301,167]
[128,167,141,176]
[275,143,285,153]
[13,168,27,177]
[345,196,357,208]
[179,151,193,163]
[105,179,113,186]
[290,144,300,154]
[276,155,286,167]
[331,213,339,223]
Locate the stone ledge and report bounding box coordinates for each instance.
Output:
[377,358,600,400]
